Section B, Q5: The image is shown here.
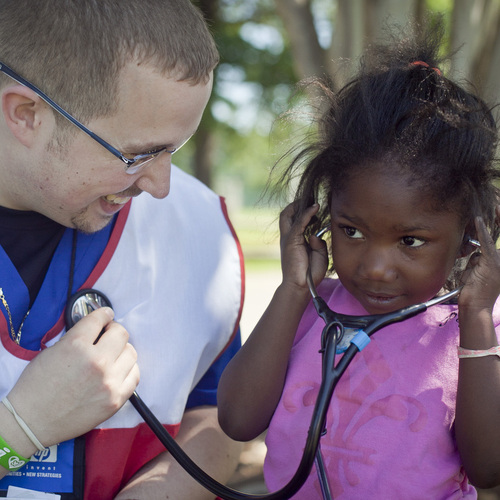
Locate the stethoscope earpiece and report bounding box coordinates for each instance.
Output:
[468,238,481,249]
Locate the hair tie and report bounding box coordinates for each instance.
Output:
[410,60,442,76]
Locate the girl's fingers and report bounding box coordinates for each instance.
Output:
[474,216,498,259]
[278,202,296,235]
[461,216,500,282]
[279,202,320,242]
[298,203,320,232]
[460,215,500,308]
[279,202,326,288]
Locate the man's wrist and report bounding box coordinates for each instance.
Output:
[0,401,37,460]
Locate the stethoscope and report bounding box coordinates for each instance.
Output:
[64,234,479,499]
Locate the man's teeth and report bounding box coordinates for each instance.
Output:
[104,194,131,205]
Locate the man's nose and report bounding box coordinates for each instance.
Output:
[134,152,172,199]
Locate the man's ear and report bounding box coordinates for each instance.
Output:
[2,85,47,147]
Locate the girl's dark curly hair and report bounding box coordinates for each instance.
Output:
[273,21,500,290]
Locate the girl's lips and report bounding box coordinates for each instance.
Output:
[366,292,397,300]
[361,291,402,312]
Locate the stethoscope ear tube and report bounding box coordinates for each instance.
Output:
[132,286,442,500]
[129,390,319,499]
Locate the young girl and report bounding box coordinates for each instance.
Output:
[218,25,500,499]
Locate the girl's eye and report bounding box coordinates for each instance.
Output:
[343,226,363,239]
[401,236,425,248]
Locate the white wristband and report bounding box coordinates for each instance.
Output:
[2,397,45,451]
[457,345,500,359]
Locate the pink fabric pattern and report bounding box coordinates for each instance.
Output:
[264,279,498,499]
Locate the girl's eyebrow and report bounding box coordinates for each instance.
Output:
[392,223,435,232]
[337,212,435,233]
[335,212,366,226]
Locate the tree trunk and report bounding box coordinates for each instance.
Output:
[190,0,218,186]
[274,0,328,80]
[191,126,214,188]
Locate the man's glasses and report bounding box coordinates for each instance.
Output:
[0,61,182,175]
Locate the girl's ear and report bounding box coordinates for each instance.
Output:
[459,237,473,258]
[458,220,478,257]
[2,85,46,147]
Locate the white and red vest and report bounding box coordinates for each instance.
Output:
[0,166,244,498]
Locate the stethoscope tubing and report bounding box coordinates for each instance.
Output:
[129,330,354,499]
[66,285,461,500]
[129,390,317,499]
[129,287,461,500]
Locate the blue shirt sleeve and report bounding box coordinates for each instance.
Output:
[185,328,242,409]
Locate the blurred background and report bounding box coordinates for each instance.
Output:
[173,0,500,335]
[174,0,500,496]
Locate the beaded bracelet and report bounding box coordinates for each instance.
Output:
[0,434,29,471]
[457,345,500,358]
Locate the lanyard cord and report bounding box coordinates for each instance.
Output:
[67,230,77,303]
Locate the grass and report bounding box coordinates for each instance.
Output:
[231,207,281,272]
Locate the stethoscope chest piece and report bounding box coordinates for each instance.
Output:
[65,288,113,329]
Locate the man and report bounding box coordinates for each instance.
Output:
[0,0,244,498]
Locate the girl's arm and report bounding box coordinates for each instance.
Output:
[455,209,500,488]
[217,203,328,442]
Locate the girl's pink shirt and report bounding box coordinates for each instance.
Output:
[264,279,498,499]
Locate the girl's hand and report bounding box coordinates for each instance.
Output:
[459,208,500,312]
[279,202,328,293]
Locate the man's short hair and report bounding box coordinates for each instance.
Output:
[0,0,219,123]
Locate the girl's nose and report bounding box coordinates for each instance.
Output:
[359,246,398,282]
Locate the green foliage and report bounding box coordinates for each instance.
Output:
[187,0,457,208]
[186,0,300,204]
[427,0,452,14]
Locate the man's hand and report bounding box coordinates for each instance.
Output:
[5,307,139,450]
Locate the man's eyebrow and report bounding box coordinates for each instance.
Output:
[124,129,197,154]
[124,142,172,154]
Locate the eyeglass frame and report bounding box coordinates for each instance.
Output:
[0,61,181,175]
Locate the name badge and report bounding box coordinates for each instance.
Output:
[0,437,84,499]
